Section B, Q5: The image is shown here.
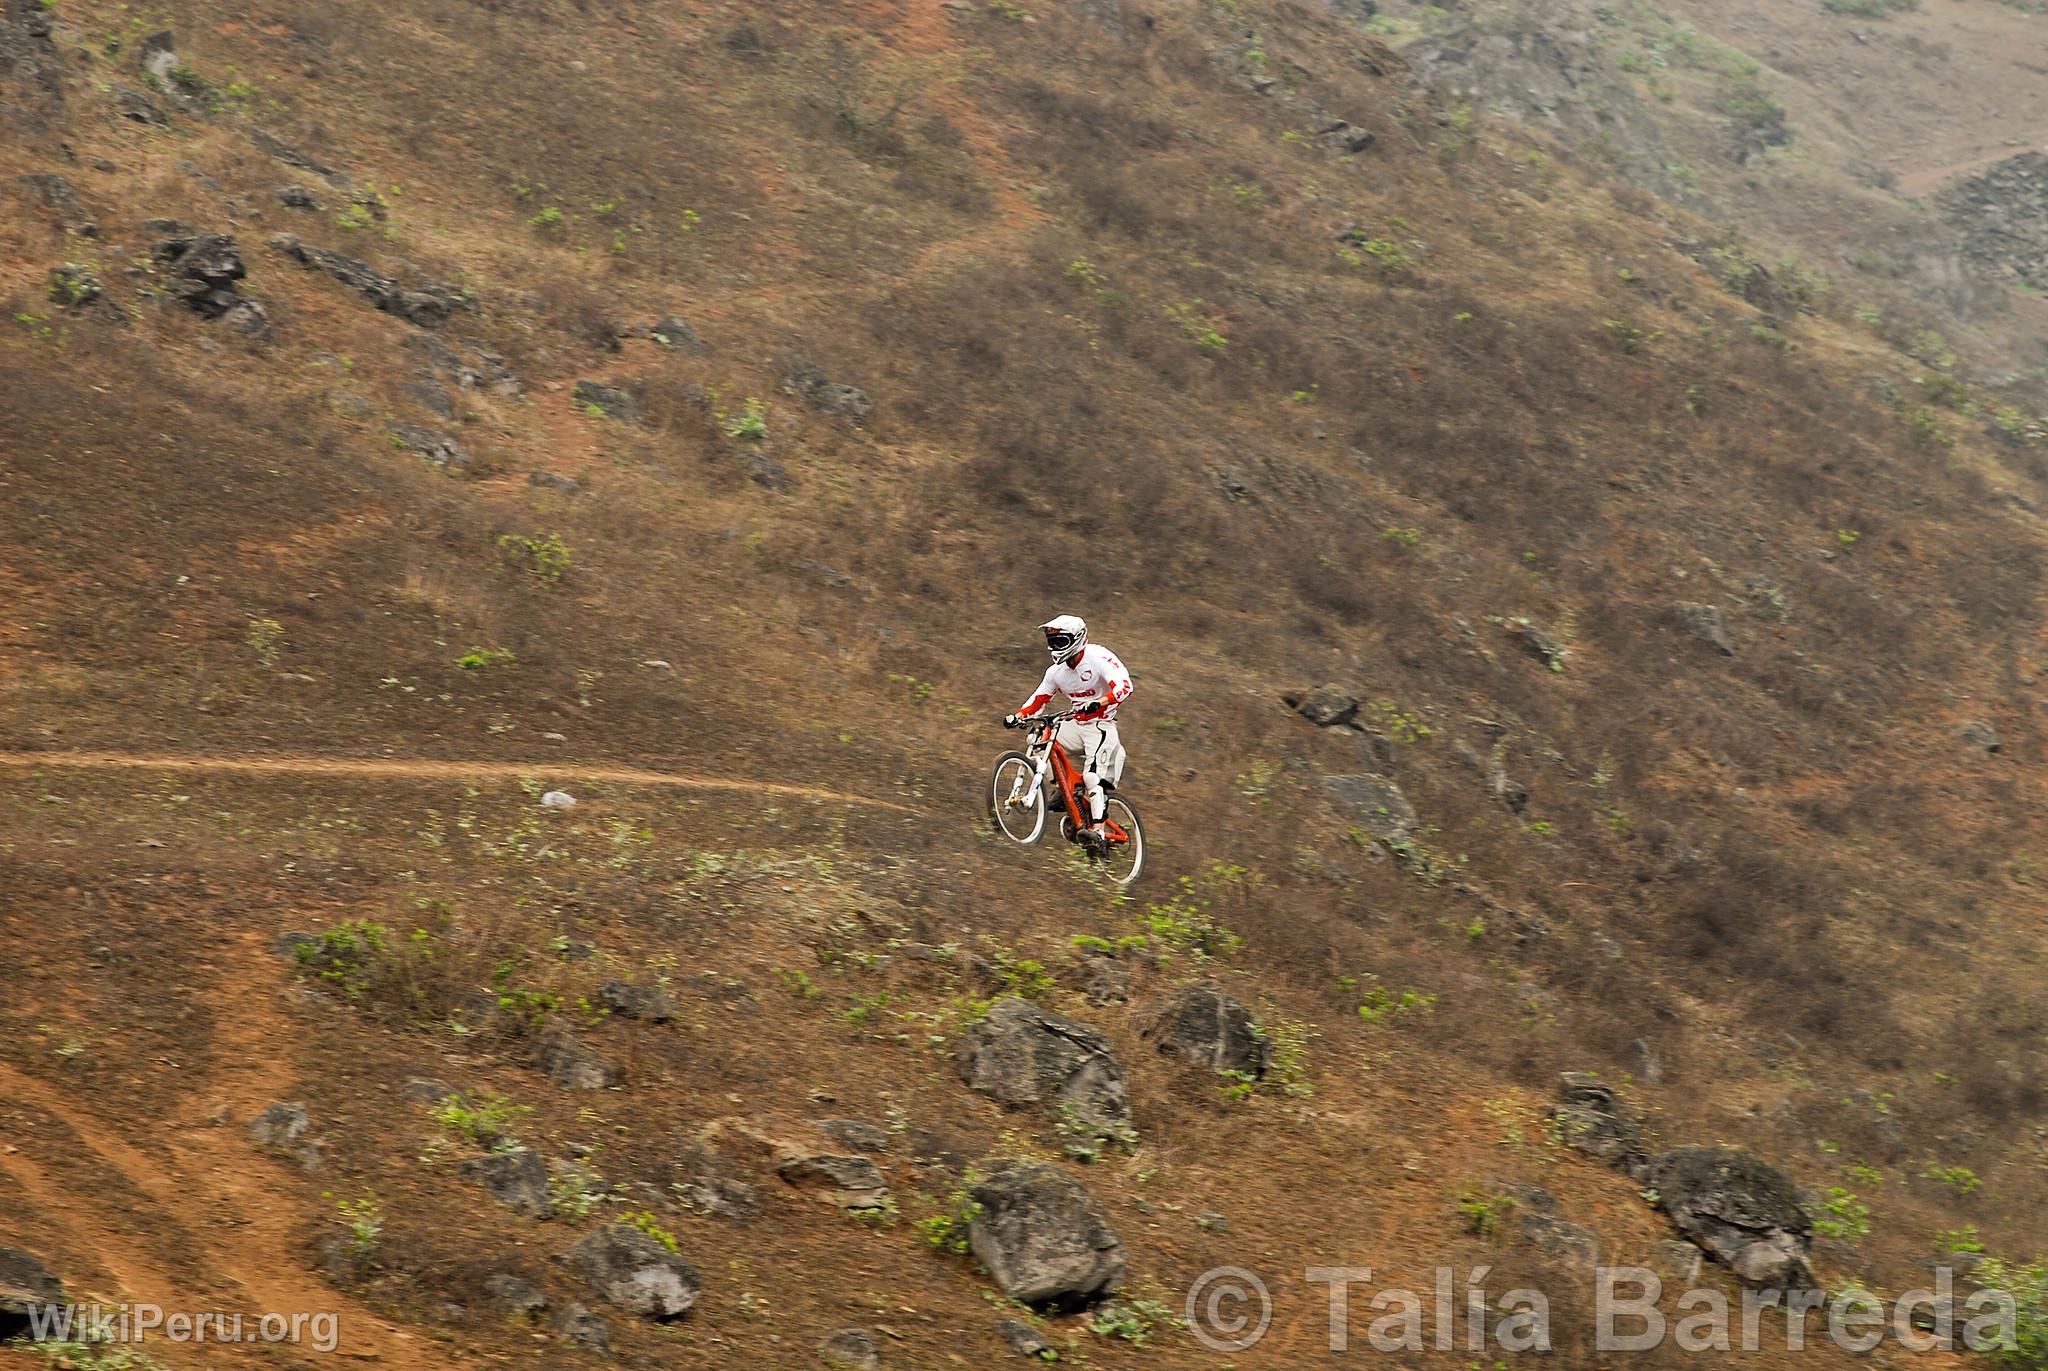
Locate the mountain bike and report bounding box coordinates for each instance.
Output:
[988,710,1145,886]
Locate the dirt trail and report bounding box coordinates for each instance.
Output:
[0,750,915,812]
[0,931,453,1367]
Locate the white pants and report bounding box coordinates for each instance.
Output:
[1057,719,1124,822]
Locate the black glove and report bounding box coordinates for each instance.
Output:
[1003,713,1021,730]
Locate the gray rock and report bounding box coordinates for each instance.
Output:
[528,471,582,495]
[1646,1147,1815,1290]
[1960,721,2001,753]
[1078,953,1130,1007]
[957,998,1135,1155]
[220,299,272,340]
[671,1176,759,1218]
[1288,684,1359,727]
[1322,774,1417,843]
[598,980,676,1022]
[266,233,458,328]
[775,1153,890,1211]
[1550,1073,1648,1176]
[13,175,91,236]
[247,127,359,194]
[558,1223,700,1319]
[819,1327,881,1370]
[275,184,320,210]
[968,1163,1126,1310]
[0,1245,65,1340]
[47,262,105,311]
[1144,981,1271,1079]
[552,1301,611,1350]
[787,358,872,420]
[274,930,318,958]
[407,376,455,419]
[818,1120,891,1154]
[116,86,169,125]
[152,233,247,317]
[483,1273,549,1319]
[998,1316,1051,1358]
[1629,1038,1664,1085]
[1669,602,1736,656]
[459,1148,554,1220]
[537,1034,621,1090]
[737,447,793,491]
[247,1101,321,1169]
[573,379,641,424]
[645,314,709,355]
[389,425,471,473]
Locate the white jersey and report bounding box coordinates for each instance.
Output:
[1019,644,1133,722]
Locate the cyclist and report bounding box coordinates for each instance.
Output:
[1004,614,1132,851]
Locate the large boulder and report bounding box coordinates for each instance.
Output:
[957,998,1134,1155]
[558,1223,700,1319]
[968,1163,1126,1310]
[1144,982,1271,1079]
[1646,1147,1815,1290]
[0,1246,64,1340]
[1549,1073,1647,1176]
[460,1148,555,1220]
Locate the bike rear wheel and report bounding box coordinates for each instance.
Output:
[989,752,1046,844]
[1099,795,1144,886]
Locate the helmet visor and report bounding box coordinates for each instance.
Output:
[1044,629,1081,656]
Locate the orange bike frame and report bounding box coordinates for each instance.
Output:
[1031,720,1132,845]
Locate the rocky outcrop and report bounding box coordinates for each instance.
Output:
[483,1273,549,1319]
[968,1163,1126,1310]
[153,233,249,319]
[1941,152,2048,290]
[1645,1147,1815,1290]
[558,1223,700,1319]
[1144,982,1270,1079]
[554,1302,612,1350]
[1549,1073,1647,1176]
[957,998,1135,1155]
[460,1148,554,1220]
[266,233,463,327]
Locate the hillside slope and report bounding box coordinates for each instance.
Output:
[3,1,2047,1367]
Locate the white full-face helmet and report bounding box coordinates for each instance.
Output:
[1040,614,1088,662]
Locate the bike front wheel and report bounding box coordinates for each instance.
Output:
[989,752,1047,845]
[1099,795,1145,886]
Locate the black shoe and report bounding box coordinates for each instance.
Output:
[1078,826,1110,856]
